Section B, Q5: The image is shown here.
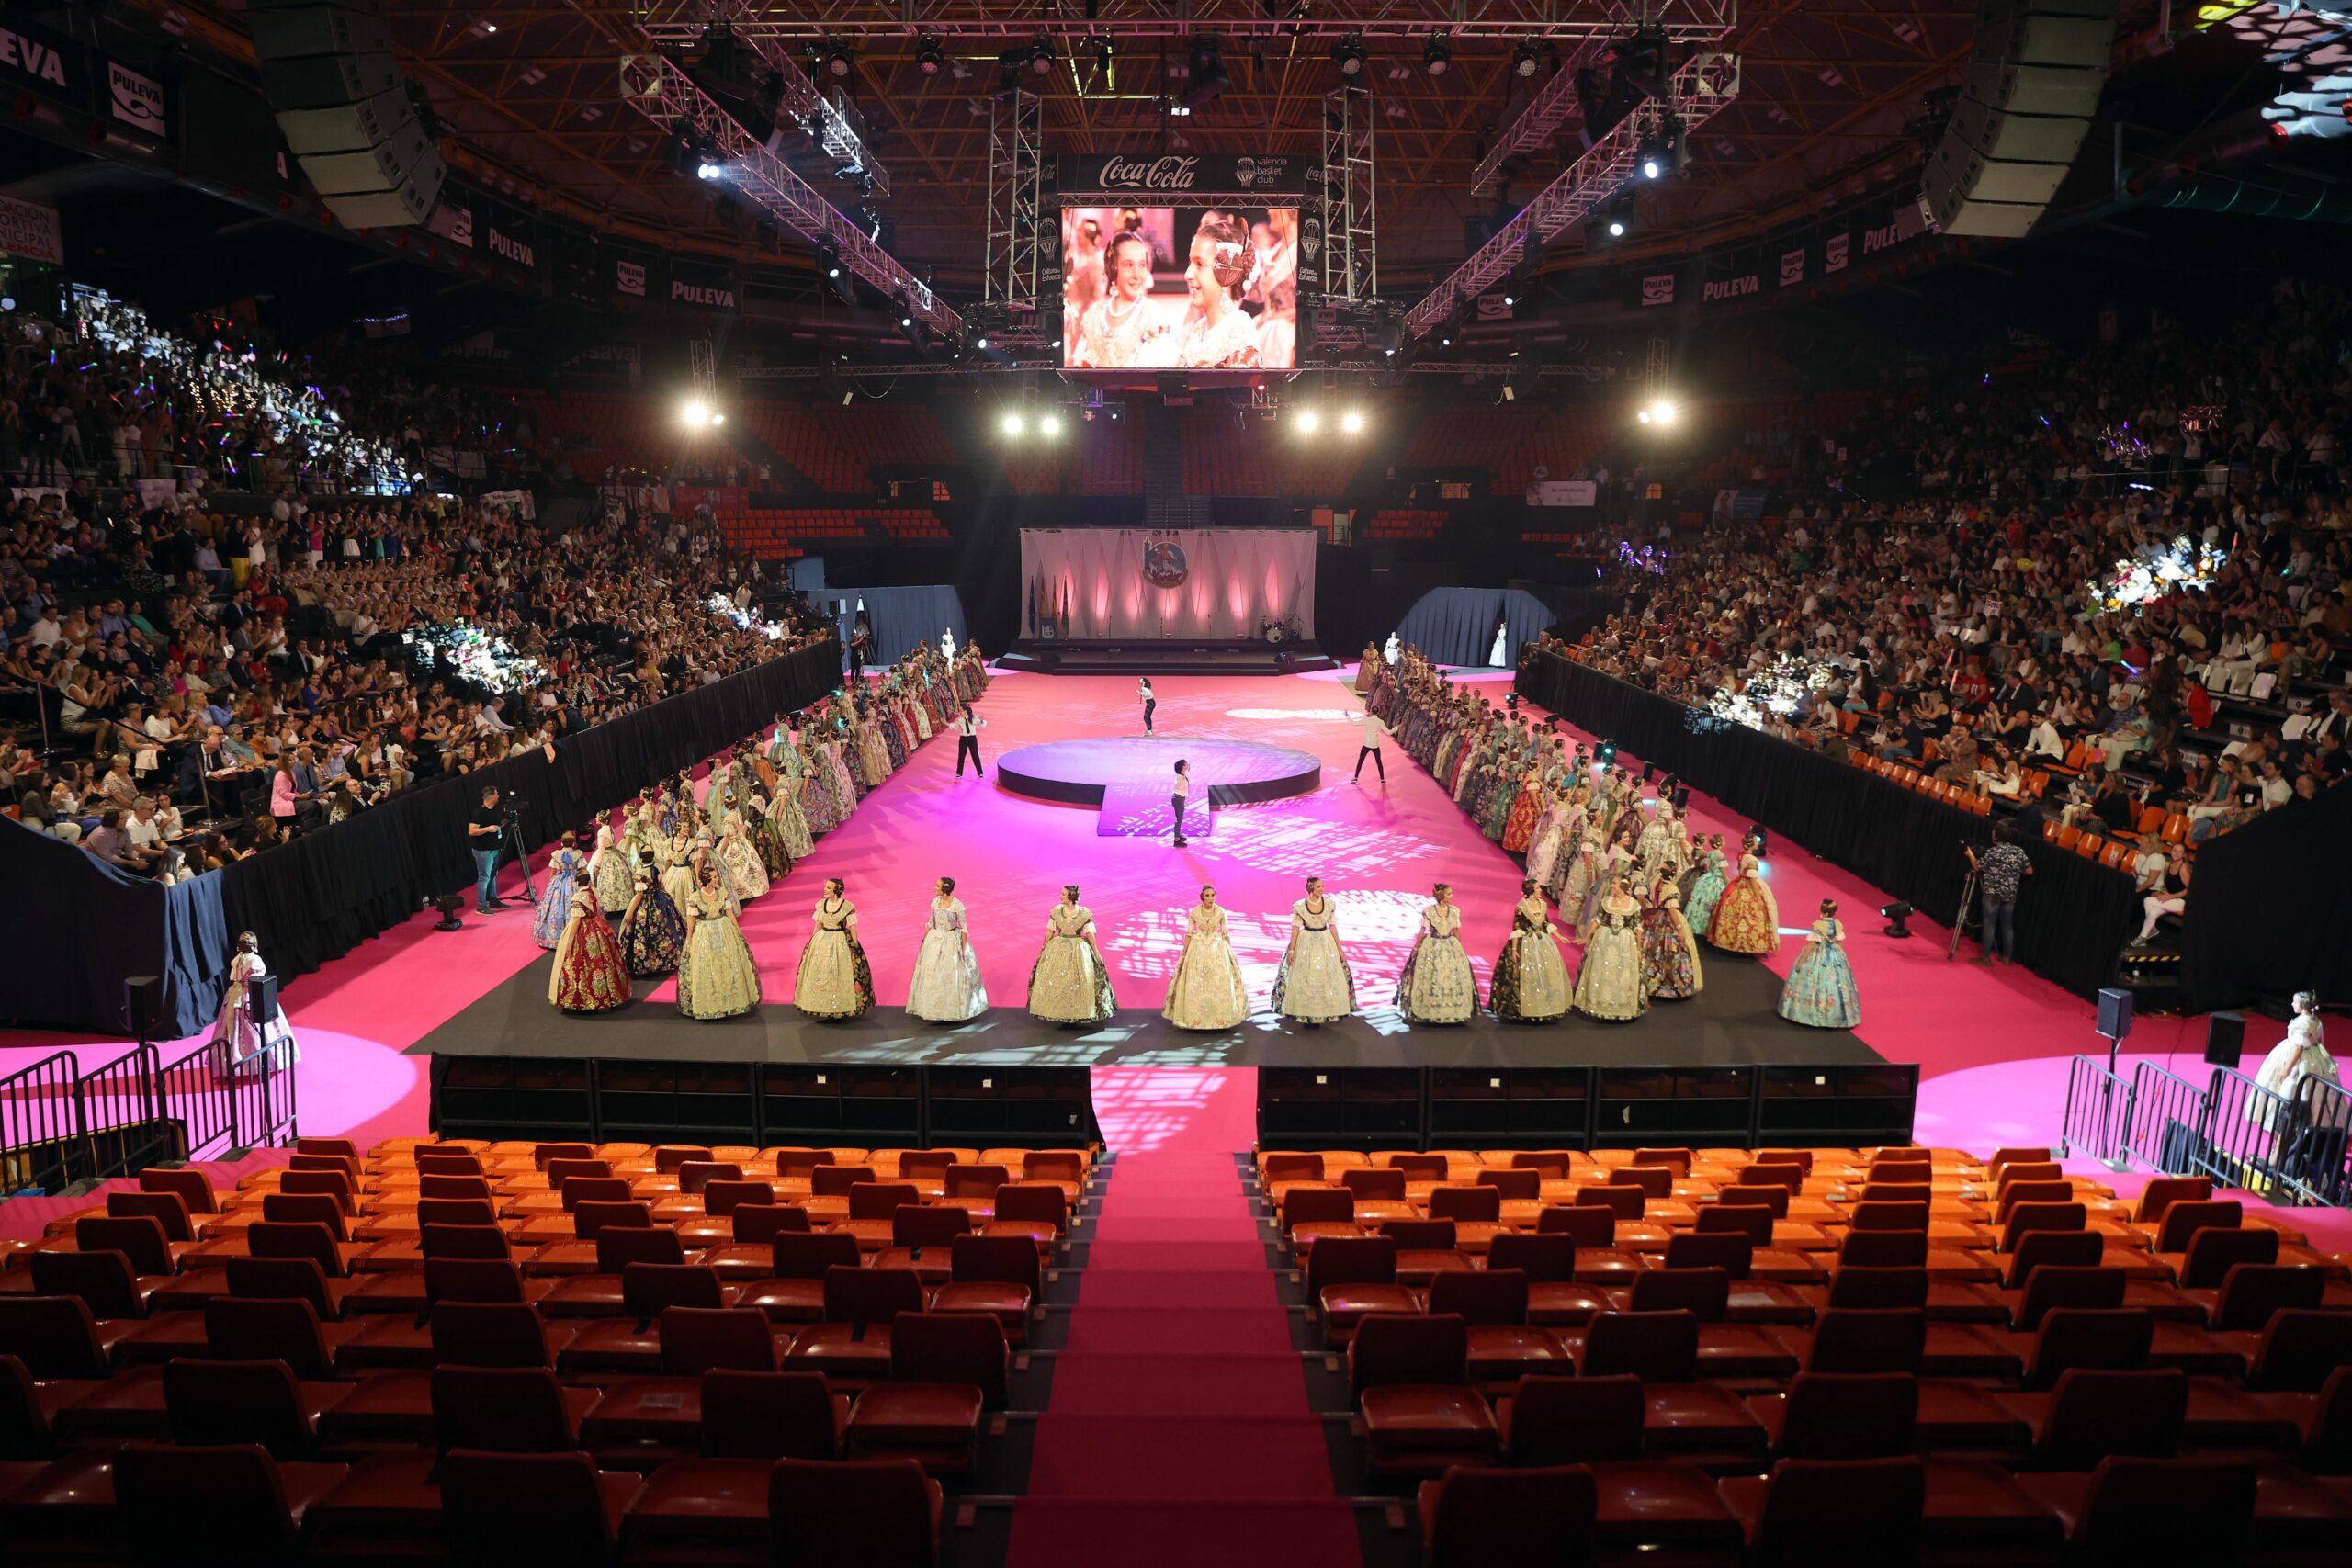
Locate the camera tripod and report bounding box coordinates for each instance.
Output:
[501,810,539,906]
[1946,863,1979,962]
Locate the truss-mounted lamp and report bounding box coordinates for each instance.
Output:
[1330,37,1365,77]
[1423,37,1453,77]
[915,34,944,75]
[1028,34,1055,76]
[824,41,854,79]
[1511,39,1541,78]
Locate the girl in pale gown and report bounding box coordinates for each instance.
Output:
[590,822,637,917]
[1573,876,1649,1021]
[1523,789,1572,890]
[1638,878,1704,1001]
[533,832,586,949]
[1779,899,1862,1028]
[1168,216,1263,368]
[659,834,697,910]
[793,878,875,1021]
[1396,884,1480,1023]
[906,876,988,1023]
[718,816,769,903]
[210,932,300,1072]
[771,757,816,859]
[746,793,794,882]
[549,885,630,1013]
[1706,837,1781,955]
[1557,826,1604,919]
[1272,875,1355,1025]
[1164,885,1249,1031]
[1029,885,1117,1026]
[618,868,686,976]
[856,713,891,786]
[677,865,762,1021]
[1491,878,1572,1023]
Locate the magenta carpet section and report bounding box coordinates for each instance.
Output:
[1006,1066,1361,1568]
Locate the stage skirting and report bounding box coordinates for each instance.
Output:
[4,641,842,1040]
[1017,526,1316,641]
[1517,649,2137,999]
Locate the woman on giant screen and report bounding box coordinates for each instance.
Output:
[1070,231,1162,369]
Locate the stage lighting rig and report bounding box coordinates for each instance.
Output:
[915,34,944,76]
[823,40,853,79]
[1038,412,1062,436]
[1028,34,1055,76]
[1001,411,1026,437]
[1341,410,1365,434]
[1880,901,1917,940]
[1295,409,1322,434]
[1423,37,1453,77]
[1637,122,1685,181]
[1331,36,1365,77]
[1636,397,1679,426]
[1512,39,1542,78]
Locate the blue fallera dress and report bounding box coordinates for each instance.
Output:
[1779,917,1862,1029]
[533,847,585,950]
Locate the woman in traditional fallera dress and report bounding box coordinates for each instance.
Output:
[590,822,637,918]
[1491,878,1572,1023]
[1354,643,1383,694]
[1682,833,1730,934]
[1638,878,1704,1001]
[549,884,631,1013]
[659,834,697,911]
[1273,876,1356,1025]
[1574,876,1650,1021]
[746,794,794,882]
[1164,885,1250,1031]
[794,878,875,1021]
[906,876,988,1023]
[1706,837,1781,955]
[1780,899,1863,1029]
[533,832,587,950]
[1029,885,1117,1027]
[1557,825,1604,917]
[1500,769,1545,853]
[1395,884,1480,1024]
[717,815,770,903]
[1523,789,1572,890]
[771,757,816,858]
[617,867,686,976]
[677,865,762,1021]
[211,932,300,1071]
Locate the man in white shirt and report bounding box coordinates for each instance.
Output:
[1354,708,1392,783]
[954,704,987,777]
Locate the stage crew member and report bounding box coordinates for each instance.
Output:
[955,704,987,777]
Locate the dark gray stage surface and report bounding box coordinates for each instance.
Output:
[411,947,1885,1071]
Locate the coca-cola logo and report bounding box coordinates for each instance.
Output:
[1097,154,1199,191]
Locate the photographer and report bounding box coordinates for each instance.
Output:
[468,784,507,914]
[1964,826,2034,966]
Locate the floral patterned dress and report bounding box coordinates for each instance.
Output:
[794,896,875,1020]
[1573,897,1649,1021]
[617,873,686,976]
[1491,896,1571,1023]
[1163,902,1250,1031]
[1638,886,1704,1001]
[1706,852,1781,955]
[1272,896,1355,1023]
[906,897,989,1023]
[677,882,762,1021]
[1779,918,1862,1028]
[533,847,586,950]
[1395,901,1480,1023]
[1029,902,1117,1024]
[1682,849,1730,935]
[550,886,631,1012]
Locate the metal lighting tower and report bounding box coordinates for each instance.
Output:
[982,86,1048,346]
[1321,85,1377,307]
[632,0,888,195]
[1403,49,1739,344]
[617,53,958,336]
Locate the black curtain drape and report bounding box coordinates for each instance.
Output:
[1518,650,2137,998]
[15,642,842,1040]
[2182,782,2352,1011]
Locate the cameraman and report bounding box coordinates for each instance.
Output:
[1964,825,2034,967]
[468,784,507,914]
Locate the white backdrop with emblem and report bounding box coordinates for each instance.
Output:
[1017,527,1317,641]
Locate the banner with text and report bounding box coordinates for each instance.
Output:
[1055,152,1317,199]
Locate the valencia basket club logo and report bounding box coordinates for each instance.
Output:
[1142,538,1190,589]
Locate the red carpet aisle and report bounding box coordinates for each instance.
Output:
[1007,1066,1360,1568]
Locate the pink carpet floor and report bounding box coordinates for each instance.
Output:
[1008,1064,1358,1568]
[0,661,2283,1189]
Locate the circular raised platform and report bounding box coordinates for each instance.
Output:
[996,736,1322,807]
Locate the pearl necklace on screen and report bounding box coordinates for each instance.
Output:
[1104,290,1142,324]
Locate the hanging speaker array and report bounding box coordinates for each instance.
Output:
[1919,0,2118,239]
[247,0,446,227]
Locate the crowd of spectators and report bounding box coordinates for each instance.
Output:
[1550,279,2352,942]
[0,296,832,880]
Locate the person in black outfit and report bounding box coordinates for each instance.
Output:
[954,705,987,777]
[1138,678,1156,735]
[467,785,506,913]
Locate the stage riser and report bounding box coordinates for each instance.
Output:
[429,1056,1101,1149]
[1258,1064,1920,1153]
[1000,642,1335,676]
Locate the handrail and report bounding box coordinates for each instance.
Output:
[0,1036,301,1197]
[2187,1066,2302,1199]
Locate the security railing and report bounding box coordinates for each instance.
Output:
[2058,1055,2347,1210]
[2059,1055,2134,1168]
[0,1040,298,1197]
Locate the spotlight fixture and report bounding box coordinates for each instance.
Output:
[1331,36,1365,77]
[432,891,467,932]
[1340,410,1365,434]
[1423,36,1453,76]
[976,334,989,351]
[695,160,724,181]
[1296,409,1322,434]
[915,34,944,75]
[1084,31,1114,72]
[1596,738,1618,765]
[1001,412,1026,436]
[1644,397,1679,426]
[824,40,853,78]
[1512,39,1542,78]
[680,398,712,427]
[1028,33,1055,75]
[1880,900,1916,940]
[1038,412,1061,435]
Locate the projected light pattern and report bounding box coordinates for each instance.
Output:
[2197,2,2352,140]
[407,623,550,694]
[2088,534,2226,611]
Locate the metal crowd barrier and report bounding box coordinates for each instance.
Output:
[2059,1055,2135,1168]
[2121,1061,2212,1176]
[2060,1055,2347,1211]
[0,1040,298,1197]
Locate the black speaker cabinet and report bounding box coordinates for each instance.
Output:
[2096,987,2133,1043]
[2204,1011,2246,1071]
[124,976,163,1039]
[248,0,444,228]
[1917,0,2119,238]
